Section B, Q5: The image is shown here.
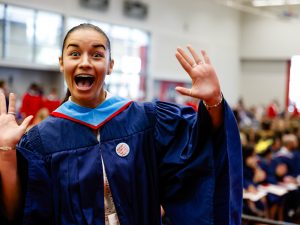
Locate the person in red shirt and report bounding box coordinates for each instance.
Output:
[266,99,279,119]
[19,83,44,122]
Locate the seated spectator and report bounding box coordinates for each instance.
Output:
[243,146,269,218]
[274,134,300,178]
[272,133,300,221]
[256,143,284,221]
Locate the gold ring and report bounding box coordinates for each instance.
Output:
[192,63,197,68]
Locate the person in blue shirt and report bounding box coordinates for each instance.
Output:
[0,23,242,225]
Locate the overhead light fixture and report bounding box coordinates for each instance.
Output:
[80,0,109,10]
[252,0,285,7]
[252,0,300,7]
[123,1,148,19]
[288,0,300,4]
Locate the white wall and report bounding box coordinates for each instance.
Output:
[148,0,241,104]
[240,60,287,108]
[241,13,300,59]
[3,0,241,105]
[240,13,300,108]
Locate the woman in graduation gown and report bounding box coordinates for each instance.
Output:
[0,23,242,225]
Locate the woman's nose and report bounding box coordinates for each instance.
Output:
[79,54,91,68]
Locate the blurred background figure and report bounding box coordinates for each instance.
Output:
[234,97,253,129]
[28,107,50,130]
[19,83,44,123]
[273,134,300,182]
[184,96,199,112]
[43,87,61,113]
[243,145,269,219]
[266,99,281,119]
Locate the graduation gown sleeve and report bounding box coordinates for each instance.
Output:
[154,100,242,225]
[16,127,53,225]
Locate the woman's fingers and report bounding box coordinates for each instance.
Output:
[201,50,211,65]
[177,47,194,67]
[175,51,192,74]
[177,46,209,72]
[19,116,33,131]
[0,93,17,116]
[187,45,202,65]
[0,93,7,115]
[8,93,16,115]
[175,86,191,96]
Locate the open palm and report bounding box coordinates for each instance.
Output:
[0,93,32,148]
[175,45,221,104]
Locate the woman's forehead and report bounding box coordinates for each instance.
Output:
[65,29,107,46]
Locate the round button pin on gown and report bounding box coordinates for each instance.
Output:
[115,143,130,157]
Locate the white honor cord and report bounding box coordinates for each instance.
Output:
[101,156,120,225]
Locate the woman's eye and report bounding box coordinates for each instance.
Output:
[70,51,80,56]
[94,52,104,58]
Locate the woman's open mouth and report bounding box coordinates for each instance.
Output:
[74,74,95,90]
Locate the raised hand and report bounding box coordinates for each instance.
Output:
[0,93,33,149]
[175,45,222,106]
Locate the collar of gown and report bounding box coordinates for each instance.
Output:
[51,95,133,129]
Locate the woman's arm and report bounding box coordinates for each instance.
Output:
[0,93,32,220]
[0,149,21,220]
[174,45,223,129]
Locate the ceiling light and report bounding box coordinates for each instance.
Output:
[252,0,285,7]
[252,0,300,7]
[287,0,300,5]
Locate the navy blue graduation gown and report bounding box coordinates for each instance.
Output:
[16,99,242,225]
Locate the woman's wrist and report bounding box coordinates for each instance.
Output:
[203,92,223,110]
[0,146,16,151]
[0,141,17,151]
[0,145,17,162]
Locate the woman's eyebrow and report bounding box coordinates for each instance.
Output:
[66,43,106,50]
[66,43,79,49]
[92,44,106,50]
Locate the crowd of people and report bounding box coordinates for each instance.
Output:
[234,98,300,224]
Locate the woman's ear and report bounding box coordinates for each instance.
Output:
[59,56,64,73]
[107,59,114,75]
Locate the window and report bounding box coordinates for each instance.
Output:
[288,56,300,113]
[5,5,34,61]
[35,11,63,65]
[1,4,63,65]
[0,5,150,100]
[0,3,4,56]
[106,25,149,100]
